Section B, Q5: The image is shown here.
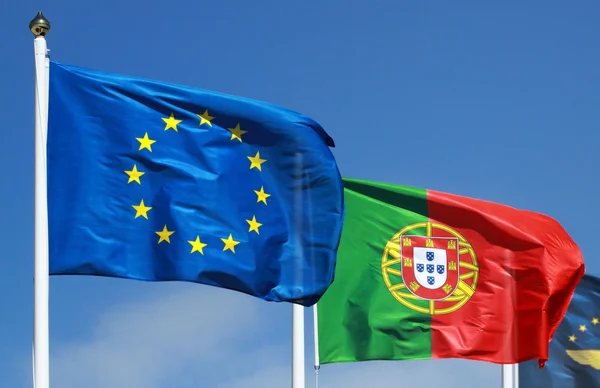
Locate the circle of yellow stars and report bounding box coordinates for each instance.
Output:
[123,109,270,255]
[568,317,599,343]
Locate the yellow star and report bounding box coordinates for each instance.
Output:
[197,109,214,127]
[254,186,271,205]
[162,112,182,132]
[227,123,247,142]
[246,216,262,234]
[579,324,587,332]
[136,132,156,152]
[221,234,240,253]
[156,225,175,244]
[569,334,577,342]
[124,164,145,184]
[188,236,207,254]
[132,199,152,219]
[248,151,267,171]
[592,318,599,325]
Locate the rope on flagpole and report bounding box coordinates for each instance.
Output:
[291,153,306,388]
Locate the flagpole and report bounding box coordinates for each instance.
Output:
[292,304,305,388]
[30,11,51,388]
[312,305,320,388]
[502,364,518,388]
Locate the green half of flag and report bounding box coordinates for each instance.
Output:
[316,177,584,365]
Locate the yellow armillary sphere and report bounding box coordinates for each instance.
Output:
[381,221,480,315]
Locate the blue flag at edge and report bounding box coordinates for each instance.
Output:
[47,61,345,306]
[520,274,600,387]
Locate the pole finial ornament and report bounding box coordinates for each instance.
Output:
[29,12,50,37]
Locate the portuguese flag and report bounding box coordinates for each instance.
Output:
[316,178,585,365]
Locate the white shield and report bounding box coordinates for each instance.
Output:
[413,247,447,289]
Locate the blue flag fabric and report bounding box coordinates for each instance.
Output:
[47,61,344,306]
[520,274,600,387]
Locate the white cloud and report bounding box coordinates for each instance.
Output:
[219,353,499,388]
[50,284,279,388]
[314,359,498,388]
[49,284,500,388]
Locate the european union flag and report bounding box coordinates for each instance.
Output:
[47,61,344,306]
[520,274,600,387]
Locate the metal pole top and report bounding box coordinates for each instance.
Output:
[29,11,51,37]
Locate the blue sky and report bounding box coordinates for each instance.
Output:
[1,1,599,387]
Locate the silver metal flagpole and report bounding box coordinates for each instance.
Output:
[30,11,51,388]
[312,305,320,388]
[292,304,305,388]
[502,364,519,388]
